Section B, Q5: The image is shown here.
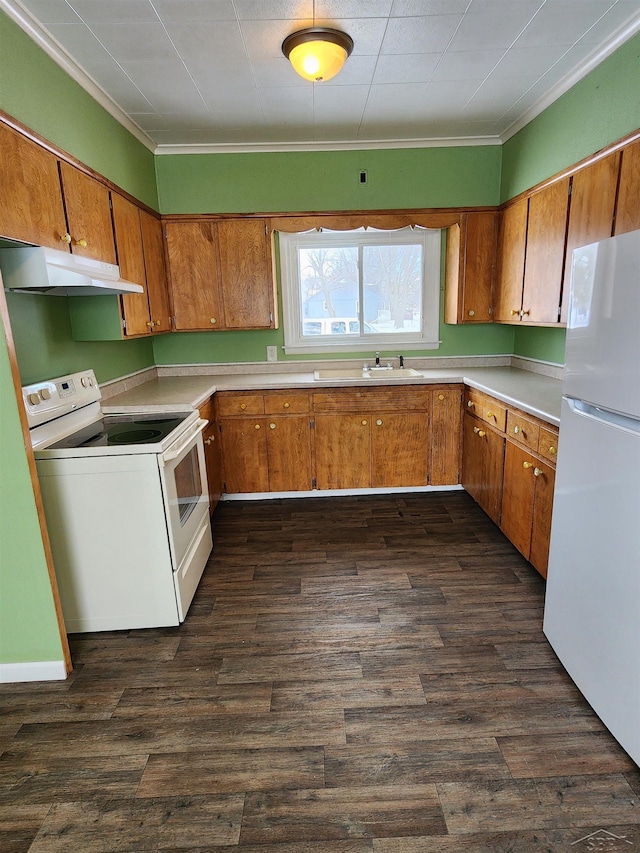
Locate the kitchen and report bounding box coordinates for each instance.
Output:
[1,1,640,847]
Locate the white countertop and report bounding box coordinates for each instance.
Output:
[102,365,562,426]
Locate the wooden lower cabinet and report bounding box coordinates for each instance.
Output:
[430,387,462,485]
[461,412,505,525]
[218,391,313,494]
[199,398,223,514]
[501,440,556,578]
[372,412,429,488]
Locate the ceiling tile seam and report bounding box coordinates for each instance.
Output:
[459,0,548,119]
[354,1,473,141]
[147,0,214,123]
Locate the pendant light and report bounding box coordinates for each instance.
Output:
[282,27,354,82]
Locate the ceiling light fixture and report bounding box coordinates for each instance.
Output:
[282,27,354,83]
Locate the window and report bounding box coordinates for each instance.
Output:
[279,227,442,354]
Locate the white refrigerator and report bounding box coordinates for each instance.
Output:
[544,228,640,766]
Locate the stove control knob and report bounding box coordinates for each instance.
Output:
[28,393,41,405]
[40,388,52,401]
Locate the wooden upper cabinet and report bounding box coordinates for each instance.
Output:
[216,219,275,329]
[493,198,528,323]
[561,152,620,321]
[165,220,222,331]
[615,138,640,235]
[111,193,151,337]
[0,122,67,249]
[58,161,116,264]
[521,177,570,324]
[140,210,171,334]
[444,211,497,324]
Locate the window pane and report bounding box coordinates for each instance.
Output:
[363,243,422,334]
[299,246,359,336]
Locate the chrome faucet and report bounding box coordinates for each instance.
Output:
[375,352,380,366]
[397,354,404,369]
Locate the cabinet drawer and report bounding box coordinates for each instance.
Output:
[464,389,506,432]
[313,387,430,413]
[506,410,540,452]
[537,425,559,465]
[264,392,310,414]
[217,393,265,416]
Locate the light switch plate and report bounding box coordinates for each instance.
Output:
[266,346,278,362]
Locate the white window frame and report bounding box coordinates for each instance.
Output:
[279,227,442,355]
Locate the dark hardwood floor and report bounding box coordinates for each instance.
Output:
[2,491,639,852]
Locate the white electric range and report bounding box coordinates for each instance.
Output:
[23,369,213,633]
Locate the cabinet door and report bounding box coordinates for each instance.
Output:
[501,440,536,559]
[217,219,275,329]
[59,161,116,264]
[561,152,620,322]
[431,388,462,485]
[444,212,496,324]
[199,398,223,512]
[266,416,312,492]
[529,461,555,578]
[140,210,171,334]
[614,139,640,235]
[494,198,528,323]
[522,178,569,324]
[0,122,67,249]
[314,414,371,490]
[371,412,429,488]
[111,193,151,337]
[166,221,222,331]
[220,418,269,493]
[462,414,505,525]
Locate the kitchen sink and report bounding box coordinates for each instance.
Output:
[313,367,422,381]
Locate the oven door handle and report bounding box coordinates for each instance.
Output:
[161,418,208,464]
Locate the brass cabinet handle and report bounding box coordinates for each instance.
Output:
[204,436,213,445]
[240,403,247,410]
[513,425,520,434]
[534,467,542,477]
[283,402,290,409]
[254,423,261,430]
[523,461,533,469]
[361,419,368,426]
[468,309,475,317]
[473,427,486,437]
[511,309,519,316]
[486,410,494,419]
[467,400,475,408]
[521,309,530,317]
[73,237,88,248]
[210,317,217,324]
[269,422,276,429]
[548,445,557,455]
[376,419,383,426]
[60,232,72,244]
[146,321,155,328]
[154,319,161,327]
[438,394,444,401]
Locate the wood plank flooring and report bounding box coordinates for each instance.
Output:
[1,491,639,852]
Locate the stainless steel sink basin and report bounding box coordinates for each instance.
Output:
[314,367,422,381]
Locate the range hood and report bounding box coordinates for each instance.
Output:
[0,245,144,296]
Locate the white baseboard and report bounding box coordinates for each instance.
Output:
[0,660,67,683]
[221,484,464,501]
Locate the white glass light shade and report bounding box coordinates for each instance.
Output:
[282,28,354,83]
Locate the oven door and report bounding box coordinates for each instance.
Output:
[160,418,212,617]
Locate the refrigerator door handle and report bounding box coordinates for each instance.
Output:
[567,397,640,435]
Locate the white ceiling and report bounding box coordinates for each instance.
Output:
[4,0,640,153]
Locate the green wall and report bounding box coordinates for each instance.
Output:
[501,31,640,201]
[0,327,65,667]
[156,145,501,213]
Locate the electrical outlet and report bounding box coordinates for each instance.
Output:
[266,346,278,362]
